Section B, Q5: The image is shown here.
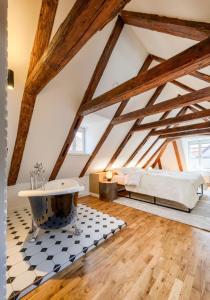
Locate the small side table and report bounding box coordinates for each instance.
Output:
[99,181,118,201]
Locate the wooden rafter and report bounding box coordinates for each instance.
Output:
[135,137,161,167]
[26,0,131,95]
[160,129,210,139]
[172,141,183,171]
[151,121,210,136]
[133,108,210,132]
[49,17,124,180]
[136,107,187,167]
[143,140,168,169]
[80,36,210,116]
[8,0,59,186]
[191,70,210,84]
[189,105,210,122]
[121,11,210,41]
[152,54,210,84]
[124,110,170,167]
[104,83,164,171]
[112,87,210,125]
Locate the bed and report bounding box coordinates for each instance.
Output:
[112,168,205,212]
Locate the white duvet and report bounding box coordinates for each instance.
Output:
[113,169,205,209]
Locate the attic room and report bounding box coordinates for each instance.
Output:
[1,0,210,299]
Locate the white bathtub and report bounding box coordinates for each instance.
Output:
[18,178,84,197]
[18,178,85,232]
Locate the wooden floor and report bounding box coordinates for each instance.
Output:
[24,196,210,300]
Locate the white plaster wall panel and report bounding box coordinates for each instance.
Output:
[111,130,150,168]
[131,28,197,59]
[161,143,179,171]
[87,122,134,172]
[130,135,161,166]
[138,138,166,168]
[123,89,156,114]
[81,114,110,154]
[94,26,148,99]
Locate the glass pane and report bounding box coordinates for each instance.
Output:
[75,130,84,152]
[189,144,199,159]
[201,143,210,158]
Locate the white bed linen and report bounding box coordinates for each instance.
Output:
[113,170,205,209]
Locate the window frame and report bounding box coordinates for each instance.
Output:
[187,138,210,170]
[69,127,86,155]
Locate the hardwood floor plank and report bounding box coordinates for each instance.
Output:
[23,196,210,300]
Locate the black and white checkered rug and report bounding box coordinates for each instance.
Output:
[7,204,126,300]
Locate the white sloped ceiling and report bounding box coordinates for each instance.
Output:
[7,0,210,184]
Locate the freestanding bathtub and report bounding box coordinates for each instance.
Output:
[18,178,84,241]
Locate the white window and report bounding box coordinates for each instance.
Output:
[188,139,210,170]
[69,127,86,154]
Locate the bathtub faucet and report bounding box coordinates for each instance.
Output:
[30,162,46,190]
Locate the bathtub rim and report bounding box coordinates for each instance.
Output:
[18,179,85,197]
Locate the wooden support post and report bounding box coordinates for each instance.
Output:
[172,141,183,171]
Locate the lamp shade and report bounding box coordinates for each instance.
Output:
[8,69,14,90]
[106,171,113,181]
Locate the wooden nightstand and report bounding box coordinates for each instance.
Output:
[99,181,118,201]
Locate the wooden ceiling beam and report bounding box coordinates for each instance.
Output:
[26,0,131,95]
[136,107,187,167]
[121,11,210,41]
[143,140,168,169]
[188,105,210,122]
[124,110,170,167]
[152,54,210,84]
[49,17,124,180]
[104,83,165,171]
[160,129,210,139]
[133,108,210,132]
[80,36,210,116]
[8,0,59,186]
[112,86,210,125]
[153,121,210,136]
[190,71,210,84]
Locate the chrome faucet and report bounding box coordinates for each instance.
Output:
[30,163,46,190]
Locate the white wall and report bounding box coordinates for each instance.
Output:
[0,0,7,298]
